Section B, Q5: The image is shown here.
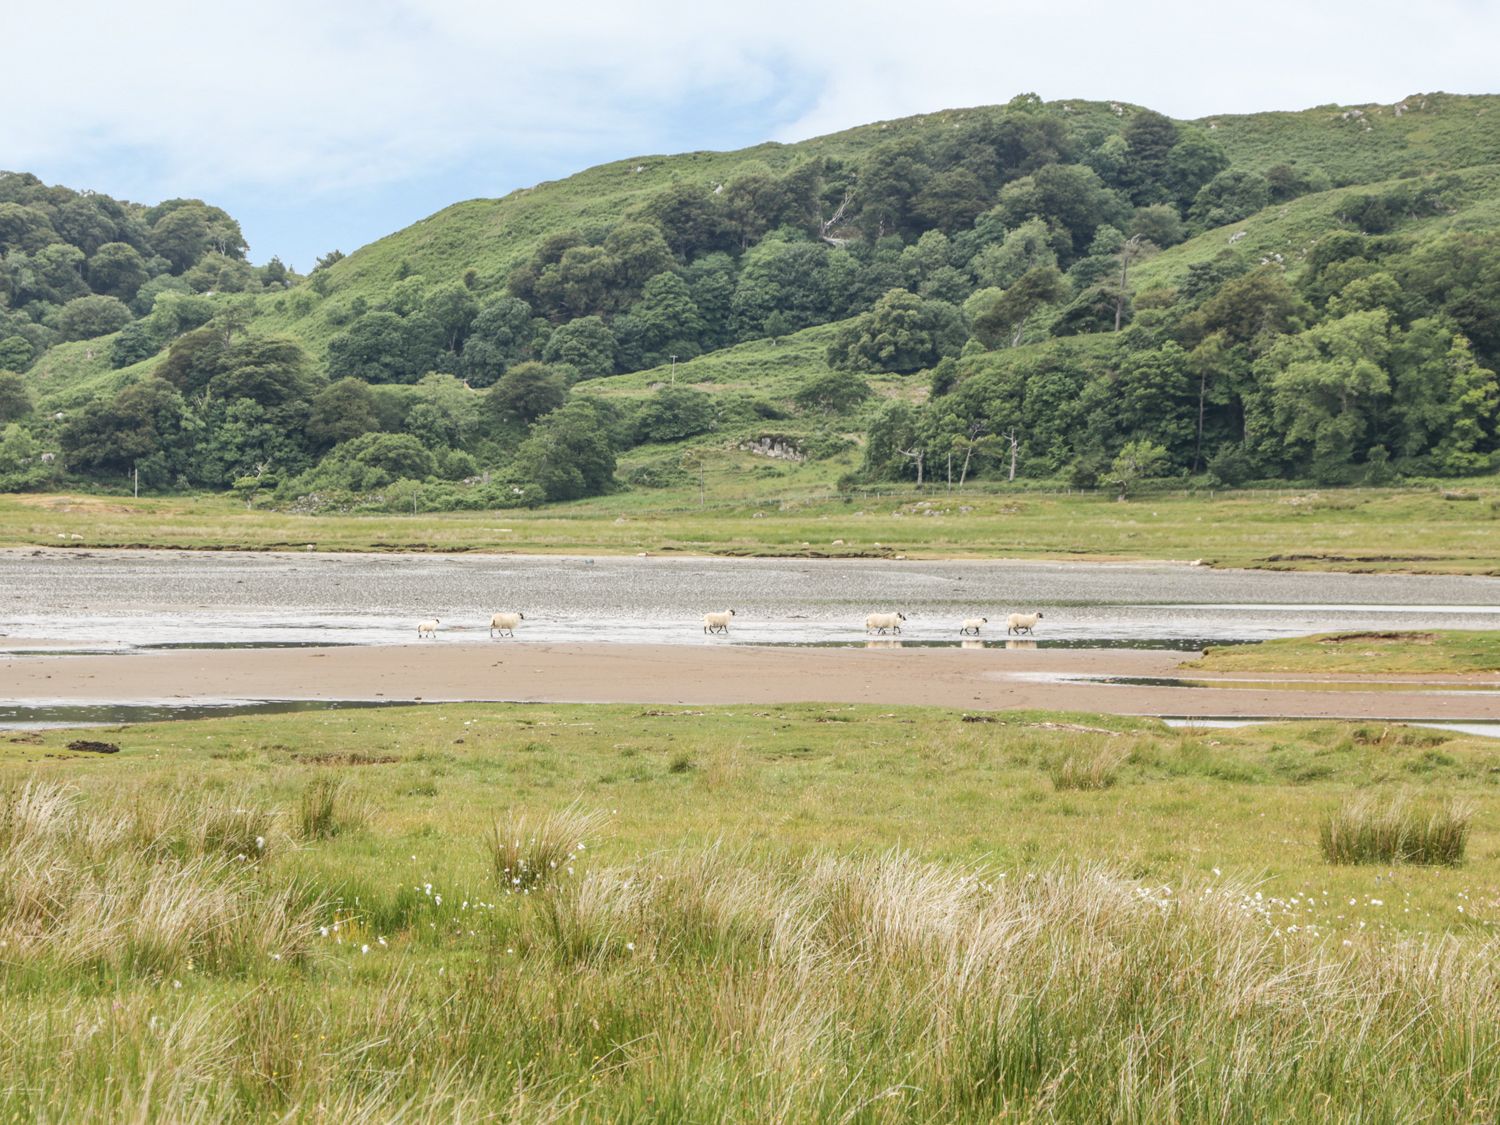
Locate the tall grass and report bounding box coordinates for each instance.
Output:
[1050,743,1128,790]
[488,803,609,891]
[296,775,370,840]
[5,779,1500,1119]
[1320,794,1472,865]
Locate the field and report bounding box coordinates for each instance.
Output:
[1196,629,1500,675]
[2,701,1497,1119]
[4,482,1500,573]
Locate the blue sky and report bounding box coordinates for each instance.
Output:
[6,0,1497,270]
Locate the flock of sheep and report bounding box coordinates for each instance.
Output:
[414,609,1043,639]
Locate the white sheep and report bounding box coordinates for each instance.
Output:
[416,618,440,639]
[703,608,736,634]
[490,611,524,638]
[1006,612,1043,636]
[959,616,987,636]
[865,612,907,635]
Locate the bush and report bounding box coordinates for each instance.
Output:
[1319,795,1470,866]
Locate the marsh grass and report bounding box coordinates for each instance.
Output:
[1051,743,1129,790]
[1320,794,1472,865]
[297,775,370,840]
[489,803,609,891]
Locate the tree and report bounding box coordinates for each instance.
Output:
[970,217,1059,289]
[308,377,380,450]
[422,282,479,354]
[55,295,133,341]
[966,266,1066,349]
[301,432,436,491]
[511,400,617,500]
[0,337,33,371]
[634,385,715,443]
[542,316,616,378]
[1257,309,1393,482]
[485,362,567,425]
[461,295,539,385]
[327,311,444,383]
[827,289,965,374]
[1190,170,1271,229]
[1109,439,1171,499]
[0,371,32,422]
[1121,110,1180,204]
[794,369,872,414]
[60,376,191,485]
[86,241,149,301]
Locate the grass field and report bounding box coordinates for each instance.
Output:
[1196,629,1500,675]
[2,701,1498,1118]
[4,482,1500,573]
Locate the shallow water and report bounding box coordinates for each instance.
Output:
[3,548,1497,651]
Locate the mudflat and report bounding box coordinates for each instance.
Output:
[6,642,1500,721]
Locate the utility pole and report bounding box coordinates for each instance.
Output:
[133,466,138,498]
[669,355,678,384]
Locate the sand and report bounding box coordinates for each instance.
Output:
[5,642,1500,721]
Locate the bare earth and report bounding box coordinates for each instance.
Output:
[6,643,1500,720]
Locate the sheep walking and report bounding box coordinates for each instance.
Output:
[490,611,524,638]
[865,612,907,635]
[703,608,736,634]
[959,616,987,636]
[1006,612,1043,636]
[416,618,440,639]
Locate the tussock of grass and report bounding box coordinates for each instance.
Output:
[489,803,608,891]
[297,776,370,840]
[0,781,315,976]
[1051,744,1128,790]
[1320,795,1472,865]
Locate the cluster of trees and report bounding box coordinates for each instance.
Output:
[860,227,1500,488]
[6,307,773,505]
[0,172,295,373]
[5,95,1498,504]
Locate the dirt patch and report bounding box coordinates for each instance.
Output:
[1318,632,1436,646]
[66,739,121,754]
[293,751,399,766]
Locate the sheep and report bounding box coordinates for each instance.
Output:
[1006,612,1043,636]
[959,616,987,636]
[416,618,440,639]
[490,611,524,638]
[703,608,736,634]
[865,612,907,635]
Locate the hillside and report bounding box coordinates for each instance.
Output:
[3,91,1499,505]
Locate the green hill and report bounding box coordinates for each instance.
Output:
[3,91,1499,503]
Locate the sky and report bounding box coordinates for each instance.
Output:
[5,0,1497,270]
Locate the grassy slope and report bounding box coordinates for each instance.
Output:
[1,702,1496,1116]
[1196,630,1500,675]
[5,483,1500,572]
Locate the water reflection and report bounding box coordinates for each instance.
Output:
[960,638,985,650]
[865,639,904,650]
[1005,639,1038,651]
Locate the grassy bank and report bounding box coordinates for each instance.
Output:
[1196,630,1500,675]
[3,702,1498,1118]
[4,482,1500,572]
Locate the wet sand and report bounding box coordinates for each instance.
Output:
[5,642,1500,721]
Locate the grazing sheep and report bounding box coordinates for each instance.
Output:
[416,618,440,639]
[703,608,736,634]
[490,611,524,638]
[959,616,987,636]
[1006,612,1043,636]
[865,612,907,635]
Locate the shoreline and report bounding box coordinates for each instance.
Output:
[6,642,1500,721]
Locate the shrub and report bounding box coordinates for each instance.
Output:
[1319,795,1470,865]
